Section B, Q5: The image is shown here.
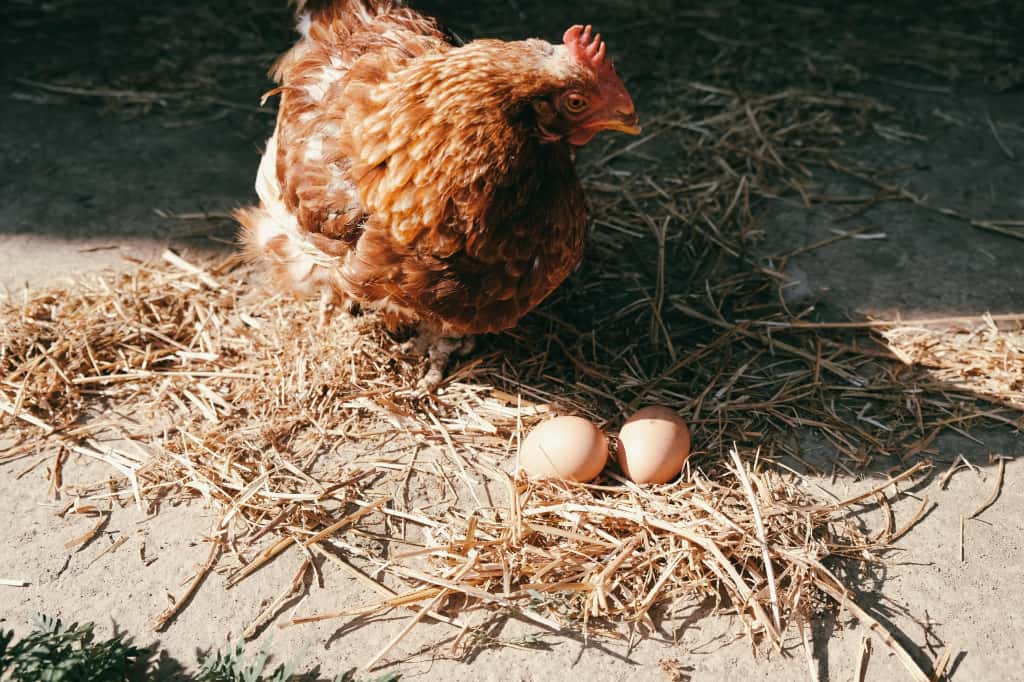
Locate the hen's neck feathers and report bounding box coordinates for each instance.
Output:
[382,39,580,157]
[404,40,573,109]
[343,39,584,244]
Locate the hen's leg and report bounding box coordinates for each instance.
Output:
[318,288,336,328]
[317,287,360,328]
[403,331,475,393]
[420,336,461,392]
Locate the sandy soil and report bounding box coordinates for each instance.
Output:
[2,1,1023,680]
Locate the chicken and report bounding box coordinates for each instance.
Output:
[236,0,640,388]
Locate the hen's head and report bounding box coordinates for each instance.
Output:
[530,25,640,146]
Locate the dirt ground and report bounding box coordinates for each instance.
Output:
[2,1,1023,680]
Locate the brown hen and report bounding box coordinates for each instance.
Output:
[237,0,639,386]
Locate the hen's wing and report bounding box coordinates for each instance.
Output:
[272,1,451,248]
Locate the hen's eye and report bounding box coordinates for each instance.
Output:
[565,93,588,113]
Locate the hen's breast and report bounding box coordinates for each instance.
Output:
[461,143,587,332]
[337,139,587,336]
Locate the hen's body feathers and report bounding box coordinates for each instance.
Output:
[239,0,632,337]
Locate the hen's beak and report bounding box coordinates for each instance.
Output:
[589,108,641,135]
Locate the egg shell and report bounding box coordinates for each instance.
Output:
[520,416,609,482]
[616,406,691,484]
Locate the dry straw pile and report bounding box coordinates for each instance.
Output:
[0,251,938,678]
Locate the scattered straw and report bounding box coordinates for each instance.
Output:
[86,535,130,569]
[854,636,872,682]
[2,9,1022,670]
[882,319,1024,413]
[64,511,109,553]
[154,531,223,632]
[970,455,1007,519]
[729,446,782,634]
[815,580,929,682]
[932,646,955,682]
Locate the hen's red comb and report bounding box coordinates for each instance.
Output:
[563,24,613,76]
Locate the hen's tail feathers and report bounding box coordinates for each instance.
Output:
[292,0,402,20]
[289,0,463,55]
[236,133,344,299]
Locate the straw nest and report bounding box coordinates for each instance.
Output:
[2,74,1021,682]
[0,253,931,676]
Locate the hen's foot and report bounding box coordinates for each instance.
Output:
[401,334,475,394]
[317,289,358,328]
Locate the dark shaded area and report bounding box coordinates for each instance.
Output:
[2,0,1022,309]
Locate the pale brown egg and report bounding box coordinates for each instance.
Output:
[519,416,609,482]
[616,406,691,484]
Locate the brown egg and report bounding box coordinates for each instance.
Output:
[616,406,691,484]
[519,416,609,482]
